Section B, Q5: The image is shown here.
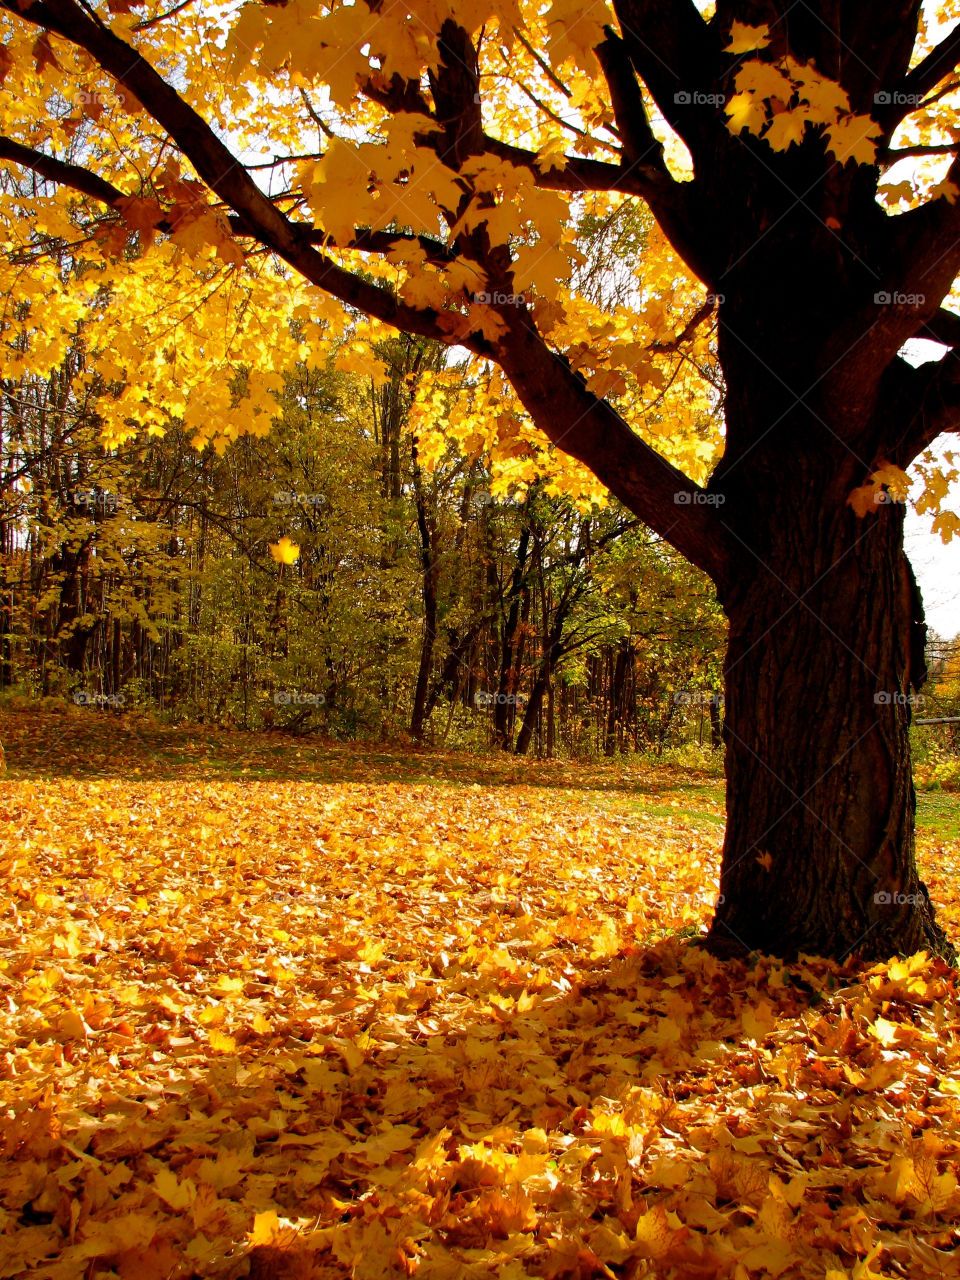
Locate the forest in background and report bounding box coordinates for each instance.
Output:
[0,325,734,756]
[6,326,960,762]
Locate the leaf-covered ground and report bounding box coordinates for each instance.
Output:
[2,710,960,1280]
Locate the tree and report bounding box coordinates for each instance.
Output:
[2,0,959,958]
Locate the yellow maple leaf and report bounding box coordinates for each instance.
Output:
[208,1029,237,1052]
[269,536,300,565]
[247,1210,281,1247]
[725,22,771,54]
[153,1167,196,1210]
[764,111,807,151]
[869,1015,900,1047]
[725,93,767,136]
[824,113,881,166]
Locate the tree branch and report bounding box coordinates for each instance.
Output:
[595,28,715,283]
[877,21,960,137]
[648,297,716,353]
[610,0,719,161]
[0,0,487,354]
[917,308,960,348]
[0,134,457,264]
[887,351,960,467]
[881,142,958,163]
[495,308,732,587]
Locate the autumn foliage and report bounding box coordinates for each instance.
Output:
[3,711,960,1278]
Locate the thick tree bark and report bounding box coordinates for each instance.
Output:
[708,432,952,961]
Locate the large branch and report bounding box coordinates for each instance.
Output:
[886,352,960,467]
[2,0,485,354]
[866,153,960,366]
[918,307,960,348]
[595,28,716,283]
[362,53,691,208]
[610,0,719,161]
[0,1,730,584]
[877,21,960,137]
[0,134,459,265]
[495,308,732,587]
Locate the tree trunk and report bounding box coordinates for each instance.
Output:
[494,525,530,749]
[708,693,722,751]
[708,448,951,961]
[410,443,438,742]
[604,638,631,756]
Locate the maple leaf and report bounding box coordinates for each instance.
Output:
[764,110,808,150]
[824,113,881,166]
[725,93,767,136]
[32,31,60,75]
[269,536,300,564]
[848,460,911,517]
[930,177,960,204]
[725,22,771,54]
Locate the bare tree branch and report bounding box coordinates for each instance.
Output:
[918,308,960,348]
[877,21,960,137]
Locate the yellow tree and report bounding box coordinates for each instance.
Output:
[1,0,959,959]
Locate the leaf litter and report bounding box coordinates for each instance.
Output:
[1,716,959,1279]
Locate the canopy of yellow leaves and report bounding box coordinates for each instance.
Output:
[2,711,960,1278]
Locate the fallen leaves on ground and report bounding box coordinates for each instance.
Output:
[1,714,960,1279]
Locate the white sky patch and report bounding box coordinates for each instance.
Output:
[902,339,960,639]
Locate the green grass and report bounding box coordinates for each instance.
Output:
[917,790,960,842]
[5,704,960,845]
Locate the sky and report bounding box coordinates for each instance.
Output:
[903,342,960,639]
[906,475,960,640]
